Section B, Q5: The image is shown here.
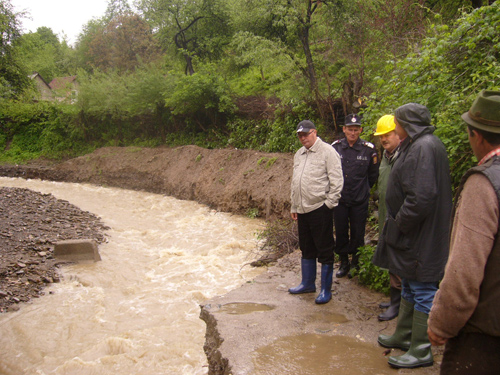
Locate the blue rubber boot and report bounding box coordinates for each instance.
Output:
[315,263,333,304]
[289,258,316,294]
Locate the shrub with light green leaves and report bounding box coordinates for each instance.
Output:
[356,245,390,295]
[363,2,500,189]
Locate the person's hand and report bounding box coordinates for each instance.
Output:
[291,212,298,221]
[427,327,448,346]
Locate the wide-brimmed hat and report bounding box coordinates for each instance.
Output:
[462,90,500,134]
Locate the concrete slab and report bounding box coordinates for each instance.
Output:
[53,239,101,262]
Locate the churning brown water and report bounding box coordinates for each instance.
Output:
[0,177,264,375]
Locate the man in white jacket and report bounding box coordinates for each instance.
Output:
[289,120,343,304]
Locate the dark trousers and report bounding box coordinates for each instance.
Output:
[297,204,335,264]
[441,331,500,374]
[333,200,368,256]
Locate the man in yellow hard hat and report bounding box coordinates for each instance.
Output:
[374,115,402,321]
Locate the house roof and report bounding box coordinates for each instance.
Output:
[29,72,51,88]
[49,76,77,90]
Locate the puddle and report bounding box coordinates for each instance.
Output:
[253,333,393,375]
[216,302,275,315]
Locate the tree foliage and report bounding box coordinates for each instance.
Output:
[78,12,161,73]
[2,0,500,179]
[363,1,500,188]
[138,0,232,75]
[0,0,29,99]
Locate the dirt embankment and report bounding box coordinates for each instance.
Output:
[0,145,294,220]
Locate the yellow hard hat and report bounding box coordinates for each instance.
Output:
[374,115,396,136]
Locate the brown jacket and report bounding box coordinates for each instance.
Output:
[429,171,500,338]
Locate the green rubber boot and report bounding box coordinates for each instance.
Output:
[377,297,413,351]
[388,309,433,369]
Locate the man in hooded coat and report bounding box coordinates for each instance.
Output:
[373,103,452,369]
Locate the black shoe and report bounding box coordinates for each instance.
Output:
[378,287,401,321]
[379,301,391,309]
[336,261,350,278]
[347,266,358,279]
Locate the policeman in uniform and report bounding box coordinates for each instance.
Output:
[332,114,379,278]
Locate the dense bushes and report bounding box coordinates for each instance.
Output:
[0,101,91,161]
[363,3,500,188]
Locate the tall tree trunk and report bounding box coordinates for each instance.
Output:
[297,1,325,121]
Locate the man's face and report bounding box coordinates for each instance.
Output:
[379,130,400,153]
[467,126,481,160]
[394,119,408,139]
[297,129,317,149]
[343,125,362,144]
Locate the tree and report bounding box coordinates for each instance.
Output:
[364,1,500,188]
[17,27,75,82]
[0,0,29,98]
[104,0,132,20]
[77,12,161,73]
[138,0,232,75]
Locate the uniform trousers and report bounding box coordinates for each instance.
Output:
[333,200,368,256]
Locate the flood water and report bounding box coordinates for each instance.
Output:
[0,177,265,375]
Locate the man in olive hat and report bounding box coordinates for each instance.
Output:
[428,90,500,374]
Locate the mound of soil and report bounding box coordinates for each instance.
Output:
[1,145,294,220]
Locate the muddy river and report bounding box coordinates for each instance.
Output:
[0,177,264,375]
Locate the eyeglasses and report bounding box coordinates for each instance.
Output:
[297,131,314,138]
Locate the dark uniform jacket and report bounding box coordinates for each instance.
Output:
[373,104,452,282]
[332,137,379,206]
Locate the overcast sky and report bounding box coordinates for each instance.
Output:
[12,0,109,45]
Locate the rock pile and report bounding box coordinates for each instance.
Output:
[0,187,109,313]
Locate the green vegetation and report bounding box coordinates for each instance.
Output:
[2,0,496,172]
[363,2,500,188]
[245,208,260,219]
[356,245,390,294]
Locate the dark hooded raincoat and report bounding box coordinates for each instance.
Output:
[373,103,452,282]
